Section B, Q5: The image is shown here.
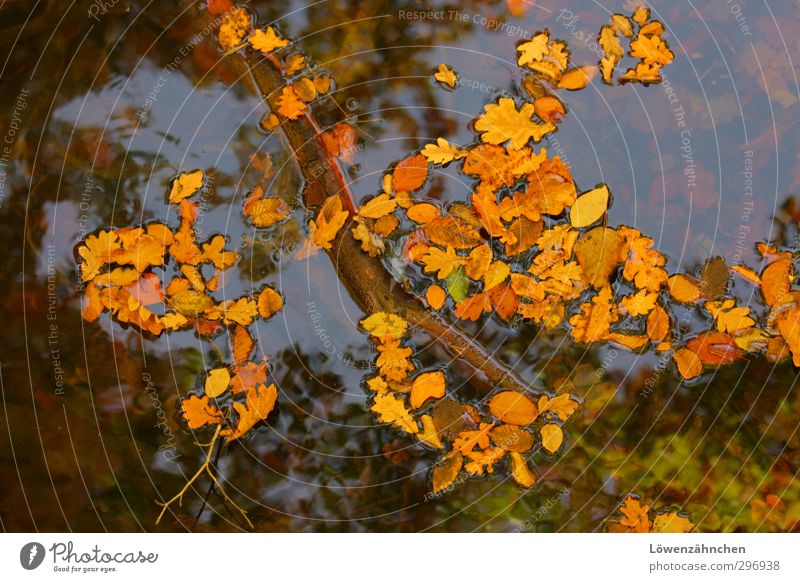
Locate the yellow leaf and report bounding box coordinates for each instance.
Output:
[170,289,214,316]
[205,367,231,398]
[474,97,555,150]
[433,63,458,88]
[202,235,237,270]
[706,299,755,334]
[540,424,563,453]
[376,337,414,381]
[407,203,440,223]
[432,454,463,493]
[205,297,258,326]
[421,245,466,279]
[361,312,408,338]
[484,261,510,290]
[371,391,418,434]
[490,424,534,452]
[276,85,307,120]
[509,451,537,487]
[168,170,203,204]
[570,184,609,227]
[612,14,634,36]
[465,244,492,280]
[488,391,538,425]
[517,32,550,66]
[222,383,278,442]
[248,26,289,55]
[537,393,578,421]
[244,187,290,227]
[418,414,443,448]
[421,137,467,165]
[674,348,702,380]
[668,274,702,303]
[283,53,305,75]
[569,286,618,342]
[618,495,652,532]
[296,196,349,259]
[619,289,658,317]
[218,7,250,51]
[652,512,693,533]
[426,284,447,310]
[358,193,397,219]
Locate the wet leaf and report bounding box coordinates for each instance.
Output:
[488,391,538,425]
[222,383,278,441]
[570,184,609,227]
[540,424,563,453]
[509,451,537,487]
[410,371,446,409]
[393,154,428,191]
[432,454,463,494]
[433,63,457,88]
[361,312,408,338]
[181,395,223,429]
[205,367,231,398]
[474,97,555,150]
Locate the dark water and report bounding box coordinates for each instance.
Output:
[0,0,798,532]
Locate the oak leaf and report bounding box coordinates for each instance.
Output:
[248,27,288,55]
[181,395,223,429]
[168,170,203,204]
[371,391,418,434]
[222,383,278,441]
[474,98,555,150]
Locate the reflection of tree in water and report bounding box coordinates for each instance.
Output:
[1,0,799,532]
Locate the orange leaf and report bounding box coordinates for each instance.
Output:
[277,85,307,120]
[410,371,446,409]
[257,286,284,319]
[488,391,538,425]
[181,394,223,429]
[222,383,278,441]
[426,284,446,310]
[230,325,254,365]
[393,154,428,191]
[686,331,742,365]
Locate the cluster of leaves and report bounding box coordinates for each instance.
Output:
[598,6,675,85]
[330,28,800,493]
[607,495,693,533]
[77,169,284,441]
[358,312,579,493]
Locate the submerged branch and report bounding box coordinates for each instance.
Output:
[243,52,534,395]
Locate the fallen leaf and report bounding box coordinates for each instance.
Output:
[222,383,278,441]
[488,391,538,425]
[509,451,537,487]
[168,170,203,204]
[433,63,458,88]
[361,312,408,338]
[181,394,223,429]
[248,27,289,55]
[570,184,609,227]
[393,154,428,191]
[540,423,563,453]
[205,367,231,398]
[410,371,446,409]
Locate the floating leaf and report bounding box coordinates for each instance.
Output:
[570,184,609,227]
[205,367,231,398]
[488,391,538,425]
[433,63,458,88]
[410,371,446,409]
[361,312,408,338]
[540,424,563,453]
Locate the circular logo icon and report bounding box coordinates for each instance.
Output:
[20,542,46,570]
